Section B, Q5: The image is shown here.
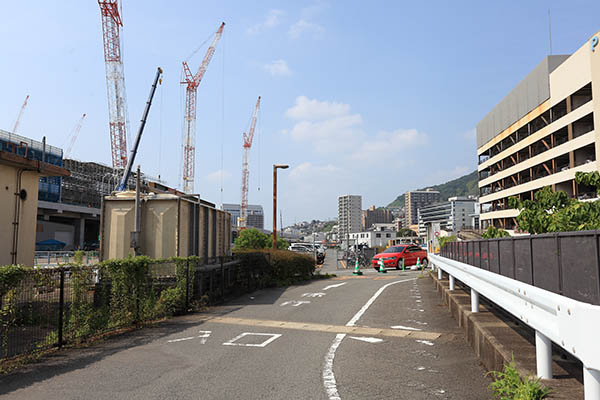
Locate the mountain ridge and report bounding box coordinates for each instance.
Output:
[387,170,478,207]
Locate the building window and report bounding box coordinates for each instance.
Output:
[376,233,381,238]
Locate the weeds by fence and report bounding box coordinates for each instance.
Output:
[1,251,314,363]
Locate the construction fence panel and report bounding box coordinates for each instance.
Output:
[440,231,600,306]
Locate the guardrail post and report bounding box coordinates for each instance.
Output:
[449,275,455,291]
[535,331,552,379]
[437,265,442,280]
[471,288,479,312]
[584,366,600,399]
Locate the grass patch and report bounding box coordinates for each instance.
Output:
[488,358,551,400]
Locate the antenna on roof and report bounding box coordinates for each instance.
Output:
[548,8,553,55]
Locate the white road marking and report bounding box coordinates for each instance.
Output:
[302,292,326,298]
[323,282,347,290]
[390,325,422,331]
[322,278,416,399]
[280,300,311,307]
[416,366,426,371]
[348,336,383,343]
[323,333,345,400]
[223,332,282,347]
[346,278,417,327]
[408,319,428,325]
[416,340,434,346]
[167,336,195,343]
[198,330,211,344]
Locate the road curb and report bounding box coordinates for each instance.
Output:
[429,272,583,399]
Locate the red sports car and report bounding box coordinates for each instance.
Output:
[372,244,428,270]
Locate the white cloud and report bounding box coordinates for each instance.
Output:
[285,96,351,121]
[289,162,340,180]
[288,114,363,153]
[264,59,292,77]
[288,19,324,39]
[351,129,428,161]
[205,169,231,183]
[247,10,284,35]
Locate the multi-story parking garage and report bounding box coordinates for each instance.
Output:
[478,29,600,230]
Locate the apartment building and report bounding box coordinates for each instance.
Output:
[404,190,440,227]
[338,195,362,238]
[417,197,477,236]
[361,205,394,230]
[477,30,600,229]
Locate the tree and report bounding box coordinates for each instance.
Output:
[397,228,417,237]
[268,235,290,250]
[234,228,269,249]
[508,172,600,234]
[482,226,510,238]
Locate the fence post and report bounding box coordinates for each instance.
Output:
[584,366,600,399]
[220,256,224,299]
[58,269,65,347]
[535,330,553,379]
[471,288,479,312]
[185,259,190,312]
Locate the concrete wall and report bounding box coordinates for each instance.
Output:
[0,165,41,266]
[36,220,75,248]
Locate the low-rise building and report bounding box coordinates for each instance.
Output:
[349,225,396,248]
[361,205,394,230]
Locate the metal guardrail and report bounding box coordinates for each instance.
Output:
[430,253,600,400]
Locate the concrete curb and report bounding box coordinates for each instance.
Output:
[429,272,583,399]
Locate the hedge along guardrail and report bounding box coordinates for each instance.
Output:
[440,230,600,305]
[0,250,314,363]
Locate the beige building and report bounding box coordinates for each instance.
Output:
[361,205,394,230]
[0,147,68,267]
[477,30,600,229]
[404,190,440,227]
[338,194,362,238]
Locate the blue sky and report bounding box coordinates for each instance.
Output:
[1,1,599,228]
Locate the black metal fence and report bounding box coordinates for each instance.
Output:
[440,231,600,306]
[0,255,267,361]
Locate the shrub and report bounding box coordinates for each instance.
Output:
[482,226,510,239]
[234,228,269,250]
[438,235,457,248]
[234,249,315,286]
[158,287,186,316]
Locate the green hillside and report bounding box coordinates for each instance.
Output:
[388,170,478,207]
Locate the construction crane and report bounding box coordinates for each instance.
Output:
[180,22,225,193]
[64,114,87,159]
[98,0,129,169]
[116,67,163,191]
[12,95,29,133]
[239,96,261,229]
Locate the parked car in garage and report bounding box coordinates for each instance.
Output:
[371,244,427,270]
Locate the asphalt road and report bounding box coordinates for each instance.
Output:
[0,250,491,399]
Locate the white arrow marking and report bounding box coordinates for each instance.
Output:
[198,330,211,344]
[416,340,434,346]
[323,282,346,290]
[348,336,383,343]
[280,300,310,307]
[390,325,422,331]
[302,292,326,298]
[167,336,195,343]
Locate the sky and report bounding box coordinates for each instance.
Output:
[1,1,600,229]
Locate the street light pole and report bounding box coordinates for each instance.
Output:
[273,164,289,249]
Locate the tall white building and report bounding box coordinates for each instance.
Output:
[417,197,477,236]
[338,195,362,239]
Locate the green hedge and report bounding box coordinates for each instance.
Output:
[234,249,315,286]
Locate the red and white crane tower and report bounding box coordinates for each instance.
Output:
[12,95,29,133]
[98,0,129,169]
[181,22,225,193]
[239,96,261,229]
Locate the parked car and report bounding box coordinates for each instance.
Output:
[371,244,428,270]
